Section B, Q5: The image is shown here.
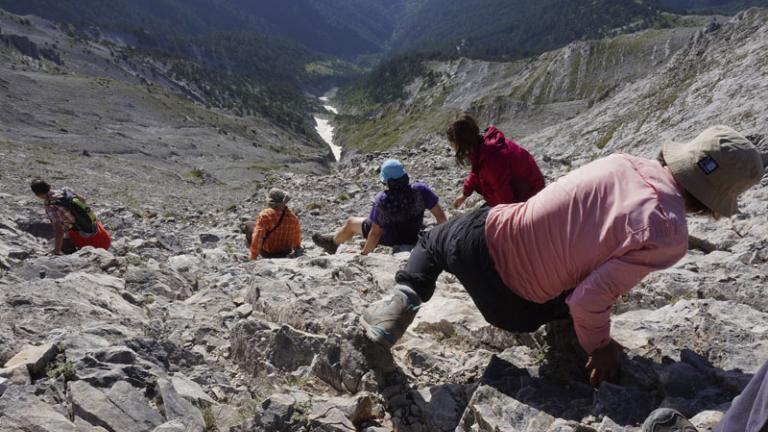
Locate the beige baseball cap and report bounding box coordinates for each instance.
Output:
[267,188,290,208]
[662,125,764,217]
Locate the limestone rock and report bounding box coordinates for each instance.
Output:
[690,410,724,431]
[230,320,326,375]
[0,343,58,380]
[170,373,214,406]
[151,420,188,432]
[459,385,557,432]
[157,378,205,432]
[0,387,76,432]
[256,392,312,432]
[70,380,163,432]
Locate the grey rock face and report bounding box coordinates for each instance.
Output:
[230,320,326,376]
[459,385,557,431]
[151,421,188,432]
[157,378,205,432]
[256,392,312,432]
[70,380,163,432]
[0,343,58,380]
[0,387,76,432]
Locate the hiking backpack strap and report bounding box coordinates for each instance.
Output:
[262,207,288,244]
[48,192,97,235]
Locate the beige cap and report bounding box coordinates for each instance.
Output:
[267,188,290,208]
[663,126,764,217]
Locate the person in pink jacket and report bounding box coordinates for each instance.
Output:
[449,114,545,208]
[361,126,764,387]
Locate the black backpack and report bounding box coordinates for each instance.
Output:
[49,189,97,234]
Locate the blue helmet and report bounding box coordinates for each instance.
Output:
[379,159,407,182]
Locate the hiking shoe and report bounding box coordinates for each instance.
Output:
[362,285,421,349]
[642,409,698,432]
[312,233,338,254]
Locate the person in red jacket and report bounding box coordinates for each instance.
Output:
[449,114,545,209]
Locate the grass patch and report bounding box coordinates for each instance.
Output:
[248,161,281,172]
[235,398,263,424]
[290,401,312,423]
[282,375,312,389]
[46,360,75,381]
[596,123,620,149]
[202,406,219,431]
[306,202,323,210]
[185,168,205,179]
[670,292,695,305]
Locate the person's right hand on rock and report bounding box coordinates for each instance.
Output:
[586,339,622,387]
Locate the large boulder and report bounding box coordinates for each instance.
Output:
[70,380,163,432]
[230,320,326,376]
[458,385,557,432]
[156,378,205,432]
[612,299,768,373]
[0,387,76,432]
[0,343,58,380]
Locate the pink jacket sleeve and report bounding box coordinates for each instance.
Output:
[565,249,661,353]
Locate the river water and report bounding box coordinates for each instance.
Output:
[314,95,342,162]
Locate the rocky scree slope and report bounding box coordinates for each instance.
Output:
[0,9,333,192]
[1,130,768,431]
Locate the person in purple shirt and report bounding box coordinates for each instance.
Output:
[313,159,447,255]
[643,358,768,431]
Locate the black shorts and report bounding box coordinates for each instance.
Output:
[361,218,373,239]
[396,207,571,333]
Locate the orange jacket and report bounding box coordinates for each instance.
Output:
[250,207,301,260]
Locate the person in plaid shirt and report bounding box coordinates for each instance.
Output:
[242,188,301,260]
[31,179,111,255]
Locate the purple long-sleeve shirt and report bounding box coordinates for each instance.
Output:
[484,154,689,353]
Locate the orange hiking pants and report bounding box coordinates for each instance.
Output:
[69,222,111,250]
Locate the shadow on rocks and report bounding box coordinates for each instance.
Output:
[469,342,753,428]
[311,328,400,395]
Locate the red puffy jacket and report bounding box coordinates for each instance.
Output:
[462,126,545,206]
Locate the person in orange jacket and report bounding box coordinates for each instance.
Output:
[243,188,301,260]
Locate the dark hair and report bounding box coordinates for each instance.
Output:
[447,113,481,167]
[30,179,51,195]
[657,152,712,215]
[385,173,410,190]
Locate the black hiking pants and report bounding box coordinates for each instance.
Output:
[395,207,570,333]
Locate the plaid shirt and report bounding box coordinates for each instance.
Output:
[44,189,77,231]
[250,207,301,260]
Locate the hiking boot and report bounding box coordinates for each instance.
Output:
[642,409,698,432]
[312,233,338,254]
[361,285,421,349]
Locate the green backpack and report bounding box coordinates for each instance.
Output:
[49,189,97,234]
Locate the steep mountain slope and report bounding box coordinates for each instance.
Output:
[389,0,669,60]
[660,0,768,13]
[0,10,332,196]
[523,8,768,160]
[337,9,768,162]
[336,17,710,151]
